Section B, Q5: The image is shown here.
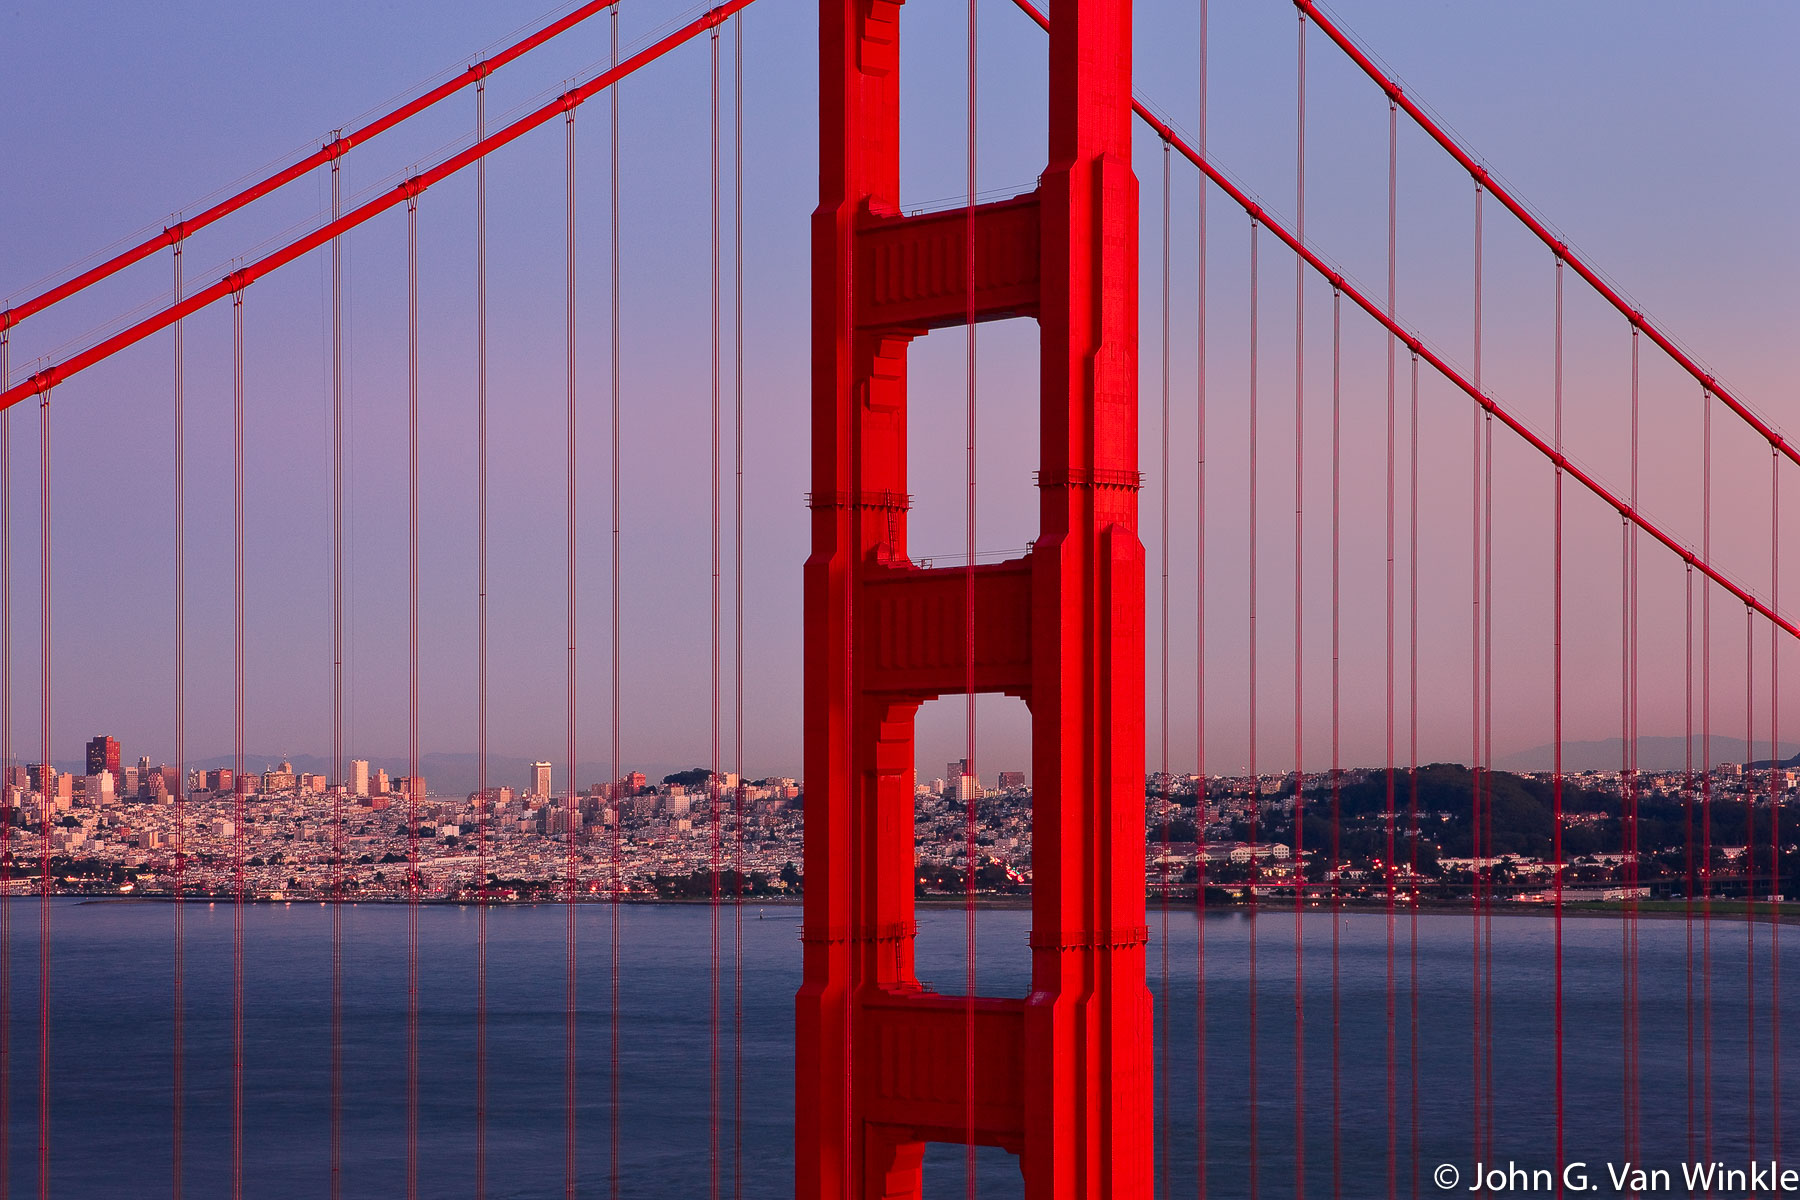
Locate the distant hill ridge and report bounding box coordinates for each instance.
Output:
[1496,735,1800,774]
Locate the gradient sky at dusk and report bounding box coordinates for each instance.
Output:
[1,0,1796,785]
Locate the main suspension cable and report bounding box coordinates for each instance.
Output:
[0,0,624,339]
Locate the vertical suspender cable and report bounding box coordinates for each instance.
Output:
[231,287,245,1200]
[1552,257,1566,1180]
[1247,215,1261,1200]
[1157,136,1172,1200]
[1627,325,1641,1162]
[1407,348,1421,1200]
[1482,413,1496,1157]
[962,0,979,1190]
[1194,4,1210,1192]
[1771,446,1783,1161]
[1627,329,1641,1165]
[1685,559,1696,1163]
[1703,388,1713,1164]
[709,25,724,1200]
[1328,284,1341,1200]
[1291,26,1308,1194]
[1468,182,1485,1166]
[474,75,489,1200]
[1382,82,1398,1200]
[329,147,345,1200]
[563,103,580,1200]
[732,17,746,1198]
[405,193,422,1200]
[1747,604,1759,1164]
[36,379,50,1200]
[172,240,187,1200]
[0,328,10,1200]
[608,9,623,1197]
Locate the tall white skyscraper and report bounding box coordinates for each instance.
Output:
[350,759,369,798]
[530,761,554,799]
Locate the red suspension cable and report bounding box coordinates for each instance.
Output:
[1158,135,1172,1200]
[1247,215,1261,1200]
[608,5,623,1193]
[1771,446,1784,1160]
[1552,256,1566,1181]
[405,192,421,1200]
[230,287,245,1200]
[1328,283,1341,1200]
[1406,348,1420,1200]
[1703,388,1714,1165]
[962,0,979,1190]
[1469,182,1486,1168]
[1746,604,1758,1165]
[1291,23,1308,1195]
[0,328,11,1200]
[1292,0,1800,479]
[171,239,187,1200]
[1382,85,1398,1200]
[562,105,580,1200]
[709,24,724,1200]
[36,380,50,1200]
[0,0,756,419]
[473,73,489,1200]
[1625,326,1642,1164]
[328,144,345,1200]
[1685,560,1696,1163]
[732,15,746,1197]
[0,0,622,337]
[1194,4,1210,1190]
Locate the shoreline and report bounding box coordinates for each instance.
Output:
[54,893,1800,924]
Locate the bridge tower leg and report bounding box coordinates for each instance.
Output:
[799,0,1148,1195]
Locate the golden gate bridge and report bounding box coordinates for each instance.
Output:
[0,0,1792,1196]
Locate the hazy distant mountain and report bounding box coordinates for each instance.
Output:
[1495,736,1799,774]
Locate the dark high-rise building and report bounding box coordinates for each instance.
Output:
[86,735,121,778]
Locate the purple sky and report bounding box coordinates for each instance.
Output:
[1,0,1796,786]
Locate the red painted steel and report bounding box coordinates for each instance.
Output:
[0,332,10,1200]
[0,0,620,335]
[799,0,1150,1191]
[0,0,753,417]
[1292,0,1800,475]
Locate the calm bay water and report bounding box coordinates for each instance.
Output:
[0,899,1790,1197]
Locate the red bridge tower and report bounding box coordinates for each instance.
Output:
[799,0,1150,1194]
